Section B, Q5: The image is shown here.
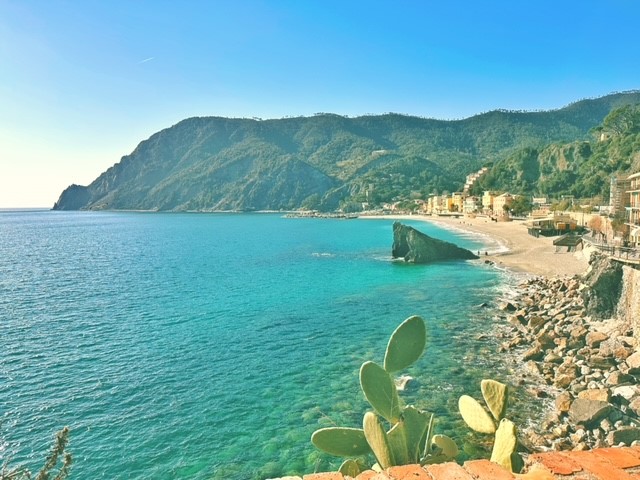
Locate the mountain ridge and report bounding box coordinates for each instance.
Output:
[53,91,640,212]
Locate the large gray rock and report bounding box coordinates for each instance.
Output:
[581,252,624,319]
[606,427,640,445]
[391,222,479,264]
[568,398,613,426]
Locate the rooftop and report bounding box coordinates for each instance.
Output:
[276,446,640,480]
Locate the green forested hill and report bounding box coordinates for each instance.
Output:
[471,103,640,201]
[53,91,640,211]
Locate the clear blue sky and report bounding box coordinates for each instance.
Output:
[1,0,639,207]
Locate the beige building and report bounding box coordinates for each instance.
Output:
[463,196,481,214]
[451,192,464,212]
[482,191,495,214]
[493,193,515,218]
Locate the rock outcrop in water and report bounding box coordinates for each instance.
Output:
[391,222,479,264]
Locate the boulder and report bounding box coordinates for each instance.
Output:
[568,398,613,426]
[523,344,544,361]
[499,301,517,312]
[394,375,414,391]
[628,397,640,416]
[611,385,640,401]
[556,391,573,413]
[606,427,640,446]
[581,252,624,319]
[586,331,609,348]
[554,374,574,389]
[588,355,617,369]
[626,351,640,374]
[606,371,634,386]
[391,222,479,264]
[577,389,611,403]
[528,316,547,329]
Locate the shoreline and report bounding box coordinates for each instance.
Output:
[360,214,590,278]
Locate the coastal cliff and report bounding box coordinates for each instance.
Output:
[391,222,479,263]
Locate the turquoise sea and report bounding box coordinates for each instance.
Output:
[0,211,525,479]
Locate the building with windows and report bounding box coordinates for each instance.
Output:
[493,193,515,219]
[463,167,488,194]
[463,196,481,214]
[626,172,640,247]
[481,191,495,215]
[611,174,632,216]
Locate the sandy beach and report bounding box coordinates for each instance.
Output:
[361,214,590,277]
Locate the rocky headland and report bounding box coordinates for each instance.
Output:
[391,222,479,263]
[495,252,640,452]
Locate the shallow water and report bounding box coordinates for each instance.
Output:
[0,211,528,479]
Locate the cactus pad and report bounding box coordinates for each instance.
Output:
[481,379,508,421]
[311,427,371,457]
[363,412,394,469]
[431,434,458,459]
[360,361,401,423]
[338,459,364,477]
[399,406,430,462]
[490,418,518,471]
[458,395,496,434]
[387,422,410,465]
[384,315,427,373]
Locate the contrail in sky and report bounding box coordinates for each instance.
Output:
[139,57,155,64]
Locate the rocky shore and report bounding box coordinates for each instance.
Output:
[495,254,640,453]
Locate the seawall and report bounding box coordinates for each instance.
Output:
[618,265,640,343]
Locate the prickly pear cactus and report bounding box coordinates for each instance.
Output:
[311,316,459,471]
[490,419,518,471]
[458,379,521,473]
[432,434,459,459]
[396,406,430,462]
[338,459,365,477]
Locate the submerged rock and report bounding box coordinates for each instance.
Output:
[394,375,414,391]
[391,222,479,264]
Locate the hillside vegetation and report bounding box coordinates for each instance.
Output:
[53,91,640,211]
[472,103,640,200]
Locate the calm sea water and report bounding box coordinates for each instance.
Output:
[0,211,523,479]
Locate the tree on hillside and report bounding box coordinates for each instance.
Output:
[509,195,533,216]
[601,105,640,136]
[589,215,603,234]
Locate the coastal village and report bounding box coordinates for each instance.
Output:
[376,166,640,251]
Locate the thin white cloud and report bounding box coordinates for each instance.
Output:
[138,57,155,64]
